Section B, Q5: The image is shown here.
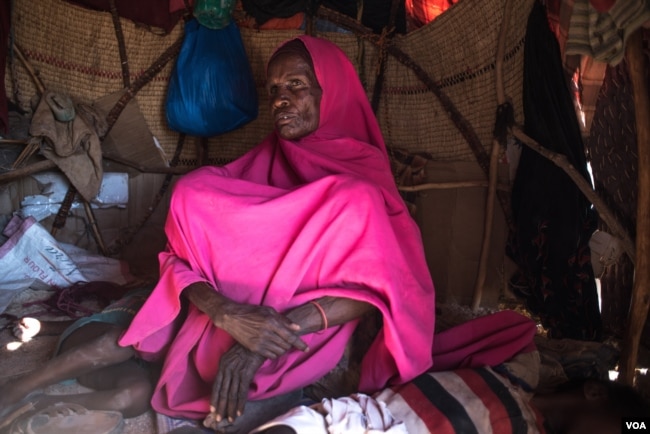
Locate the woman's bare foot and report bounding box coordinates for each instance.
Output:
[12,318,76,342]
[12,317,41,342]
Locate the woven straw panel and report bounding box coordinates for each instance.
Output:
[7,0,185,160]
[6,0,532,166]
[373,0,533,160]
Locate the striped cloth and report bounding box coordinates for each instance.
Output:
[374,366,548,434]
[565,0,650,65]
[251,336,545,433]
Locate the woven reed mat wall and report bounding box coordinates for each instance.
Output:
[374,0,533,161]
[6,0,533,167]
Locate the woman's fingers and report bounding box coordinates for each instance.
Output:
[224,307,309,356]
[268,318,309,352]
[224,371,239,422]
[258,319,308,353]
[211,364,229,424]
[208,344,266,426]
[278,328,309,352]
[260,330,309,358]
[226,363,251,422]
[256,340,287,360]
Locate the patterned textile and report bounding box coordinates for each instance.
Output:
[566,0,650,65]
[253,351,546,434]
[375,366,547,434]
[584,55,642,336]
[507,2,602,341]
[253,311,544,434]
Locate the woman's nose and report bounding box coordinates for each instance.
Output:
[272,89,290,108]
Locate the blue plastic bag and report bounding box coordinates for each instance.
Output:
[165,19,258,137]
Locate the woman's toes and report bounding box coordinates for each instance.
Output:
[13,318,41,342]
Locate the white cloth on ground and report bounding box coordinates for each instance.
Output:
[251,393,407,434]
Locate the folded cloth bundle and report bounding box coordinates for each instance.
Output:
[29,91,106,202]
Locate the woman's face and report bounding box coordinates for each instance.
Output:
[266,51,322,140]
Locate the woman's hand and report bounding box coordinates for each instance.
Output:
[184,282,308,359]
[219,302,309,359]
[203,343,265,429]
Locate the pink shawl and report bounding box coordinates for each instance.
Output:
[119,35,436,419]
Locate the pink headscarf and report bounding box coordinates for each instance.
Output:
[224,36,395,192]
[120,35,436,419]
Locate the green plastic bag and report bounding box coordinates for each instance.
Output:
[194,0,236,29]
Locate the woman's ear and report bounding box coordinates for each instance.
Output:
[583,379,608,401]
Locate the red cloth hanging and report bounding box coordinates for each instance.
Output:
[590,0,616,13]
[65,0,183,34]
[405,0,458,29]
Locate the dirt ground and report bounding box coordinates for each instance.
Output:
[0,325,156,433]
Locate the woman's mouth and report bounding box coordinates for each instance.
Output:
[275,113,295,127]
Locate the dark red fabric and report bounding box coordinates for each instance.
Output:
[65,0,183,33]
[0,0,11,134]
[589,0,616,13]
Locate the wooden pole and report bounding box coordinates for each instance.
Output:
[82,200,108,256]
[472,138,501,310]
[0,160,56,184]
[511,127,636,263]
[13,43,45,95]
[471,0,511,310]
[618,29,650,386]
[397,180,510,192]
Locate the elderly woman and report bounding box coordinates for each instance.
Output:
[120,35,436,432]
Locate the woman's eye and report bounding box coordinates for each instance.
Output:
[290,80,303,87]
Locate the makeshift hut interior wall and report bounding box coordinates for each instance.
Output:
[2,0,528,302]
[1,0,649,390]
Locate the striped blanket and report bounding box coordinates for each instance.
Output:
[375,366,548,434]
[255,362,548,434]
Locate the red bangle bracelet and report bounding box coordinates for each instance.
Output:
[309,300,328,331]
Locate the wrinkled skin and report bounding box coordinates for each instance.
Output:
[203,343,265,430]
[219,302,308,359]
[185,283,309,427]
[266,52,322,140]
